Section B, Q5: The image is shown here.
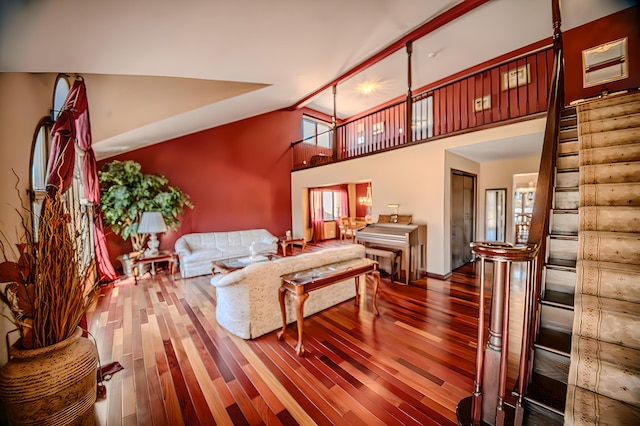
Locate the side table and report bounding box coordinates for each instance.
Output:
[132,250,178,284]
[279,237,306,257]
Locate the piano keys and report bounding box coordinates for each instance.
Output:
[356,223,427,284]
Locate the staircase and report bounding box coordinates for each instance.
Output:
[523,105,579,425]
[564,92,640,425]
[524,92,640,425]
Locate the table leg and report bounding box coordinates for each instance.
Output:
[370,270,380,316]
[294,292,309,356]
[276,285,287,341]
[354,275,361,307]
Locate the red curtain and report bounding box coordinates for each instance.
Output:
[309,188,325,242]
[46,79,117,282]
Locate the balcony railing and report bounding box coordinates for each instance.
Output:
[292,46,554,171]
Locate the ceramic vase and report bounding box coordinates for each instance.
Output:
[0,328,98,425]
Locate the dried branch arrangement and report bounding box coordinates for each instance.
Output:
[0,188,96,349]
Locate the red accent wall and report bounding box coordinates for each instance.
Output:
[99,108,303,268]
[563,5,640,104]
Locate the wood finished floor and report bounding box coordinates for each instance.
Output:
[87,241,485,425]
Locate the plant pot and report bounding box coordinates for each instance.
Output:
[0,328,98,425]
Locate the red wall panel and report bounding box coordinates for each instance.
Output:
[99,109,302,268]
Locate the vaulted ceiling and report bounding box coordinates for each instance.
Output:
[0,0,633,160]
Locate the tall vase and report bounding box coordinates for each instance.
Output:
[0,328,98,425]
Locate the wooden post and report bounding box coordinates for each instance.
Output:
[406,41,413,144]
[481,259,508,425]
[332,84,338,160]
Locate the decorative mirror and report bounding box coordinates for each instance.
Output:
[485,188,506,242]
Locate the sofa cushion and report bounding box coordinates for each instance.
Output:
[175,229,278,278]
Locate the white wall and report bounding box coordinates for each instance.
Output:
[291,118,546,277]
[477,157,541,244]
[0,73,56,367]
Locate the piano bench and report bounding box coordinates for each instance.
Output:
[365,247,404,284]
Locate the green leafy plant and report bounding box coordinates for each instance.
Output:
[99,160,193,252]
[0,189,96,349]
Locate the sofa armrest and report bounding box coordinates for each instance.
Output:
[174,238,192,256]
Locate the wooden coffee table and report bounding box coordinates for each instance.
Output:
[277,259,379,356]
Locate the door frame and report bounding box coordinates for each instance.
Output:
[450,169,477,271]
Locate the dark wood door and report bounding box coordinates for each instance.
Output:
[451,170,476,270]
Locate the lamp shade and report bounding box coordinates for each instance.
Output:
[137,212,167,234]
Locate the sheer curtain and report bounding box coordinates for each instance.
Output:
[309,188,325,242]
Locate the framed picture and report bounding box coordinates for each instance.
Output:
[501,64,530,91]
[583,37,628,88]
[372,121,385,135]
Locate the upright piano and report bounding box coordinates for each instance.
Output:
[356,223,427,284]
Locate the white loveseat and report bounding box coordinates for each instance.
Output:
[211,244,372,339]
[175,229,278,278]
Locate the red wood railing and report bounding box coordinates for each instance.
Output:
[457,1,564,423]
[291,46,554,171]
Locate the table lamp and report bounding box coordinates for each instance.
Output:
[137,211,167,255]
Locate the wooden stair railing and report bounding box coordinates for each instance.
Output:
[456,2,564,424]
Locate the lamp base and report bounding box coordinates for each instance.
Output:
[145,233,160,256]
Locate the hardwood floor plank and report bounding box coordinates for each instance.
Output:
[91,242,519,425]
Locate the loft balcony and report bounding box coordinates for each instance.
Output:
[291,46,553,171]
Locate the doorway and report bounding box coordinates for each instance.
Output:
[451,170,476,270]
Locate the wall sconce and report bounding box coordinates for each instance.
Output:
[137,211,167,255]
[387,203,400,223]
[359,185,373,206]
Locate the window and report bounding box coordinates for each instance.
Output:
[412,96,433,140]
[322,191,341,221]
[30,119,53,241]
[372,121,385,136]
[302,116,332,148]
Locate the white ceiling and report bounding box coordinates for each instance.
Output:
[0,0,633,161]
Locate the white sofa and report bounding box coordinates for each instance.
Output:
[211,244,372,339]
[175,229,278,278]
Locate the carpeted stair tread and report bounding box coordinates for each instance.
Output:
[580,142,640,166]
[579,206,640,233]
[578,231,640,265]
[564,384,640,426]
[580,182,640,207]
[579,112,640,134]
[578,100,640,123]
[568,336,640,408]
[580,127,640,150]
[576,260,640,304]
[573,294,640,350]
[577,92,640,111]
[580,162,640,184]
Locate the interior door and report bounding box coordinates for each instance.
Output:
[451,170,476,270]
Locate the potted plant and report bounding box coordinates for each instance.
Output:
[98,160,193,275]
[0,189,99,425]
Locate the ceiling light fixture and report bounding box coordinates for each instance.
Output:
[357,81,379,95]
